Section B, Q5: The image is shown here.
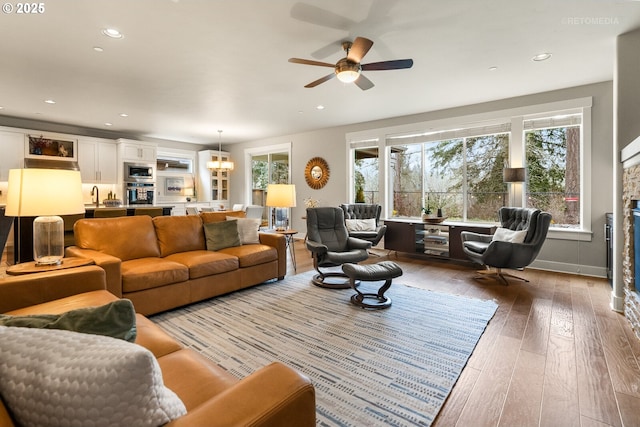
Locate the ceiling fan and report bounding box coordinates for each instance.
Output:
[288,36,413,91]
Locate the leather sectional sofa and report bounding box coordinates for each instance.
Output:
[65,211,287,315]
[0,266,316,426]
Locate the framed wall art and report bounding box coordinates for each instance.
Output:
[25,134,78,161]
[165,177,185,194]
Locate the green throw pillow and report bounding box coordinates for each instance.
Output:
[0,299,137,342]
[204,220,241,251]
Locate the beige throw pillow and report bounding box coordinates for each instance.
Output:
[227,216,261,244]
[491,227,528,243]
[345,218,377,232]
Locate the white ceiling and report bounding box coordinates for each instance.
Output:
[0,0,639,145]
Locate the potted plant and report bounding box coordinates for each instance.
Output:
[421,195,434,220]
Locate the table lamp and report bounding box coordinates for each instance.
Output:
[266,184,296,231]
[6,168,85,265]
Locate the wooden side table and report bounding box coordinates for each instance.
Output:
[276,229,298,273]
[6,257,95,276]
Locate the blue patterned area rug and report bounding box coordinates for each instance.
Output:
[152,272,497,426]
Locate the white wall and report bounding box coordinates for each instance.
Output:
[228,81,614,276]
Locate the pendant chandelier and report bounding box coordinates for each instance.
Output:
[207,130,234,171]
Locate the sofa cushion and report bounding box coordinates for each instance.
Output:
[122,258,189,293]
[158,348,239,411]
[201,210,246,223]
[229,216,261,244]
[0,326,186,427]
[204,220,241,251]
[0,299,136,342]
[74,216,161,261]
[153,215,205,257]
[218,244,278,268]
[165,250,239,279]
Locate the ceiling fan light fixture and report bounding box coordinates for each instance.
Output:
[336,69,360,83]
[335,58,361,83]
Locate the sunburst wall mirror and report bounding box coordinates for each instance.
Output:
[304,157,330,189]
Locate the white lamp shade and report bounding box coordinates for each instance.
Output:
[6,168,85,217]
[265,184,297,208]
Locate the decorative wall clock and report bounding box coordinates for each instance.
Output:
[304,157,330,189]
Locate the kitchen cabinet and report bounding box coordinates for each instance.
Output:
[117,139,157,163]
[78,139,117,183]
[0,131,24,181]
[383,218,496,261]
[197,150,230,208]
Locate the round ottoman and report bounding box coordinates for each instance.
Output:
[342,261,403,309]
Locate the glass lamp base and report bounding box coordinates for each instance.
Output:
[33,215,64,266]
[35,257,63,266]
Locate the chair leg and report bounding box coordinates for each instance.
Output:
[474,267,529,286]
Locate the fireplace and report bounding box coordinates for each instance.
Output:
[622,165,640,337]
[634,205,640,293]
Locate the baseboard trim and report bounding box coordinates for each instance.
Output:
[530,259,607,278]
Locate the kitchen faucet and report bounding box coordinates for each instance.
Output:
[91,186,99,208]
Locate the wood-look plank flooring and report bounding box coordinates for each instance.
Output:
[286,239,640,427]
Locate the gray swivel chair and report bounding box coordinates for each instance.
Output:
[461,207,552,285]
[306,207,371,288]
[340,203,387,248]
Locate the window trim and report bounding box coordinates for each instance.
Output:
[346,97,593,241]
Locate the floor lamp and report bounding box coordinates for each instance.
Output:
[6,168,85,265]
[503,167,526,206]
[266,184,297,231]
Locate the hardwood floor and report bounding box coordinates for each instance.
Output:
[287,239,640,427]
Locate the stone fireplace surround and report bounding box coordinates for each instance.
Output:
[621,136,640,338]
[622,165,640,336]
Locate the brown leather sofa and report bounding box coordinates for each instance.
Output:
[0,266,316,426]
[65,212,286,315]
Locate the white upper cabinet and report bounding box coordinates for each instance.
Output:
[117,139,157,163]
[78,139,117,184]
[0,131,25,181]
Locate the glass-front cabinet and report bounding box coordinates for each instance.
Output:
[197,150,230,209]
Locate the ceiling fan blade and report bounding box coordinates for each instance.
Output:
[305,73,336,88]
[347,37,374,63]
[354,74,374,91]
[361,59,414,71]
[289,58,335,67]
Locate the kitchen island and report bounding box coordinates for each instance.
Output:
[83,206,173,218]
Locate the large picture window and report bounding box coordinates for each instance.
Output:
[389,132,509,222]
[350,99,590,235]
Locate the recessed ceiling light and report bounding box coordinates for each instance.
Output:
[532,52,552,62]
[0,106,4,110]
[119,113,128,117]
[93,46,104,52]
[488,66,498,71]
[44,99,56,104]
[104,122,113,126]
[102,28,123,39]
[316,105,325,110]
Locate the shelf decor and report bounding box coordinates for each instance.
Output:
[304,157,330,190]
[25,134,77,161]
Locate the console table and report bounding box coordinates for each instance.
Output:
[383,218,496,261]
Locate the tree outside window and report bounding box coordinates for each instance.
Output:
[525,126,580,228]
[390,134,509,221]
